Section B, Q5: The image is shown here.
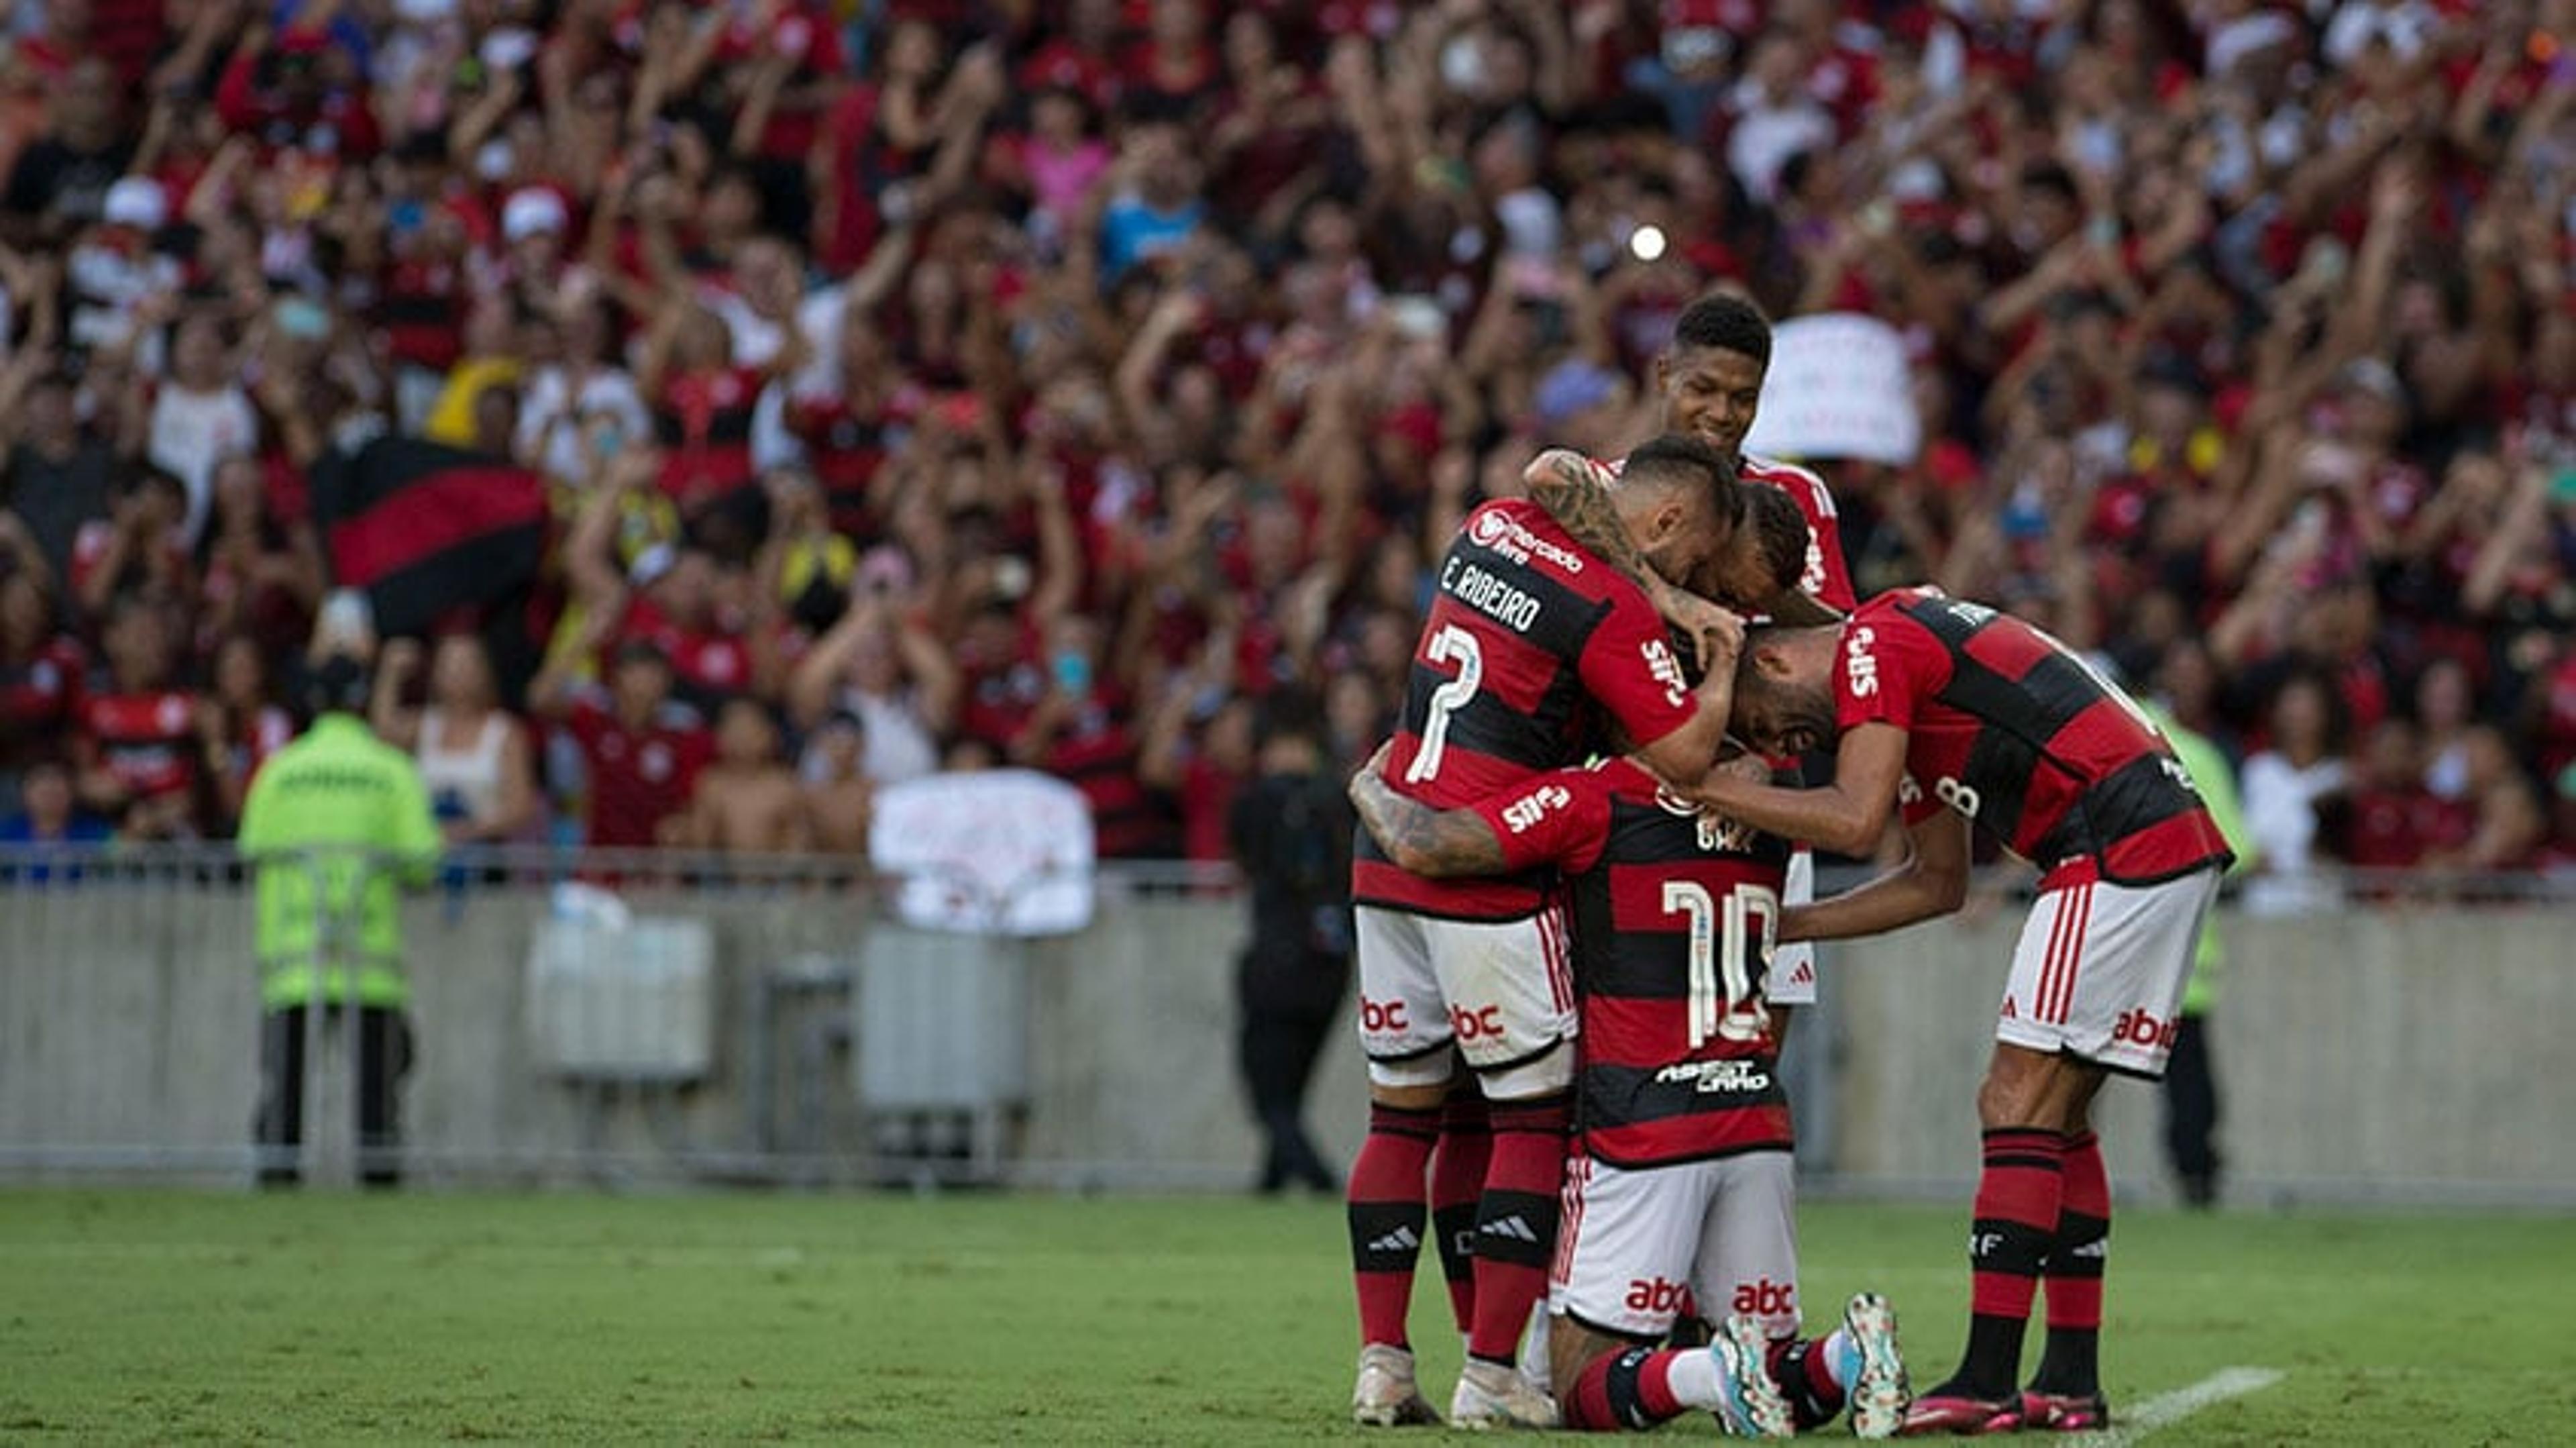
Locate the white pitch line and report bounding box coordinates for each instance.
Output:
[2062,1366,2285,1446]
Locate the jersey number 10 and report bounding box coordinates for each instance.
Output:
[1661,880,1778,1049]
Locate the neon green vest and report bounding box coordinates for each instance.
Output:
[2144,704,2257,1016]
[236,715,443,1011]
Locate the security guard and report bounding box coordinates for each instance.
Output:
[2141,697,2255,1209]
[239,650,441,1187]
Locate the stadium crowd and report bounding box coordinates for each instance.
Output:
[0,0,2570,892]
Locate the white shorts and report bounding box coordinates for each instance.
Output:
[1550,1150,1802,1342]
[1998,869,2222,1079]
[1767,847,1817,1006]
[1354,904,1576,1095]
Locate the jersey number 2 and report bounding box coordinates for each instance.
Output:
[1660,880,1778,1049]
[1403,625,1485,785]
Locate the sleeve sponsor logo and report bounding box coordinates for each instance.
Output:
[1499,783,1573,835]
[1844,625,1880,698]
[1641,637,1688,709]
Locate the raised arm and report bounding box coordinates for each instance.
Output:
[1521,448,1672,606]
[1346,743,1512,878]
[1776,807,1970,943]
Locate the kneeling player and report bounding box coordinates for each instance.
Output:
[1351,750,1911,1439]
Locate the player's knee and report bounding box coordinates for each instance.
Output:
[1371,1080,1451,1112]
[1478,1038,1575,1100]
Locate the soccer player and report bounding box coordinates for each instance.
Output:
[1346,748,1911,1439]
[1521,291,1856,1031]
[1693,588,2236,1435]
[1346,434,1743,1429]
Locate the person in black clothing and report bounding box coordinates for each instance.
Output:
[1228,689,1352,1195]
[0,58,132,246]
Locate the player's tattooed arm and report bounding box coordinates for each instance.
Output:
[1348,743,1509,879]
[1523,448,1672,604]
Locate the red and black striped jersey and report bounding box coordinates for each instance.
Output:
[1352,500,1699,921]
[1470,757,1792,1167]
[1599,449,1854,613]
[1739,452,1855,613]
[1841,588,2234,888]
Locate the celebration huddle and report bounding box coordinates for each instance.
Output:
[1337,295,2229,1438]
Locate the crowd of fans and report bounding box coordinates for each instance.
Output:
[0,0,2570,895]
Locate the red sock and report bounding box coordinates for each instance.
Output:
[1431,1090,1491,1335]
[1562,1347,1686,1432]
[2035,1131,2109,1392]
[1348,1102,1440,1349]
[1465,1094,1569,1363]
[1968,1127,2068,1321]
[2047,1131,2108,1331]
[1955,1127,2067,1396]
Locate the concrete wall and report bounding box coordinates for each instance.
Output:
[3,872,2572,1204]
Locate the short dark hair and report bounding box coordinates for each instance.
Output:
[1670,293,1773,368]
[1621,433,1745,534]
[1255,686,1327,754]
[1738,483,1811,599]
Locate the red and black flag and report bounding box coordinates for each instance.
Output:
[310,436,553,699]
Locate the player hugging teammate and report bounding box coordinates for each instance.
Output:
[1338,293,1913,1437]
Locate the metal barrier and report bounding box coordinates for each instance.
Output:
[0,843,1240,1188]
[3,843,2571,1199]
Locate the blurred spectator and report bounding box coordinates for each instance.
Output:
[0,539,79,782]
[2241,669,2350,917]
[0,57,128,246]
[368,634,539,848]
[196,630,293,833]
[2420,727,2546,874]
[0,0,2556,898]
[661,695,807,854]
[0,756,110,845]
[0,364,113,583]
[531,633,710,851]
[786,574,955,788]
[145,316,256,545]
[72,592,199,839]
[800,708,874,858]
[2325,719,2448,874]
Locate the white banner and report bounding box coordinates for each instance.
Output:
[869,769,1095,937]
[1741,312,1921,465]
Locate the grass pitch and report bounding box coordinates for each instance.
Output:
[1,1189,2569,1444]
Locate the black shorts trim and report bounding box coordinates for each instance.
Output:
[1351,899,1552,925]
[1364,1037,1456,1065]
[1560,1308,1665,1345]
[1581,1140,1796,1172]
[1468,1035,1572,1076]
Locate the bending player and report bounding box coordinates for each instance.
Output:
[1695,588,2234,1435]
[1522,291,1858,1035]
[1346,435,1745,1429]
[1348,746,1911,1439]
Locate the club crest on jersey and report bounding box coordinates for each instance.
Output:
[1653,786,1757,852]
[1466,507,1585,574]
